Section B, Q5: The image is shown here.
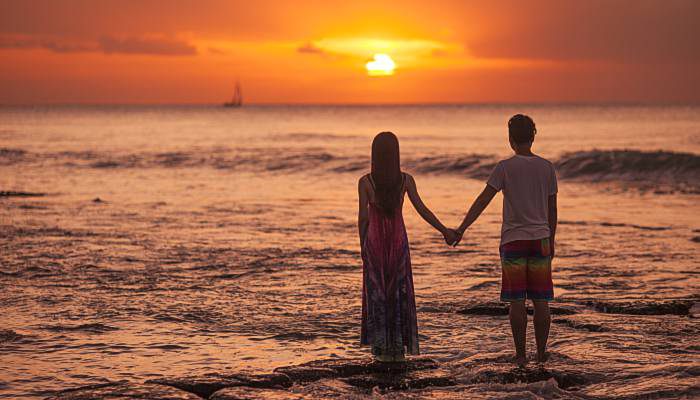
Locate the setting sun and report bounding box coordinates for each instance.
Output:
[365,54,396,76]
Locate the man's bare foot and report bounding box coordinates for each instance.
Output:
[375,354,392,362]
[536,352,549,363]
[514,354,527,367]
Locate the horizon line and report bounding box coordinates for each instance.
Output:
[1,100,699,107]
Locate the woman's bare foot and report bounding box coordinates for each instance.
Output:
[514,354,527,367]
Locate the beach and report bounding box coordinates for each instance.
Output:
[1,104,699,399]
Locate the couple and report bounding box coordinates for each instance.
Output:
[358,114,558,366]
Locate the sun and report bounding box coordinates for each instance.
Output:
[365,54,396,76]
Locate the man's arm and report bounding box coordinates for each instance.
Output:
[455,184,498,243]
[548,193,557,257]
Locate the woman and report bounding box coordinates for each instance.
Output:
[358,132,456,362]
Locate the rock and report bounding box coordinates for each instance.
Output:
[587,300,695,315]
[457,302,576,316]
[691,236,700,243]
[273,357,452,394]
[92,197,103,203]
[343,368,456,391]
[45,382,200,399]
[457,302,509,316]
[147,372,291,398]
[548,306,577,316]
[237,373,292,389]
[462,364,602,390]
[552,318,611,332]
[272,366,336,383]
[0,329,22,343]
[288,379,358,398]
[273,357,439,383]
[689,302,700,318]
[210,387,304,400]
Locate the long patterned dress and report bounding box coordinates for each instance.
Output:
[360,174,419,357]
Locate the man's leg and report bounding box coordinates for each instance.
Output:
[528,238,554,363]
[509,300,527,366]
[532,300,550,362]
[500,241,529,366]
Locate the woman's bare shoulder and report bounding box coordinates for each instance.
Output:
[358,173,371,188]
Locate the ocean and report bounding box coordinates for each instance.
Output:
[1,104,699,399]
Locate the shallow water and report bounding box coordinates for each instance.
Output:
[1,105,699,399]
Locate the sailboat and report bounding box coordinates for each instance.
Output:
[223,82,243,107]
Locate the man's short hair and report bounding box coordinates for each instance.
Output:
[508,114,536,144]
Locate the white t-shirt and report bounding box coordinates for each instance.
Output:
[487,155,558,245]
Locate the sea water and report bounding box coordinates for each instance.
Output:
[1,105,699,398]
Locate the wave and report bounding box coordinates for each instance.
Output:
[556,150,700,186]
[0,148,26,165]
[2,147,698,191]
[404,154,495,179]
[271,132,364,141]
[0,191,45,197]
[0,146,496,176]
[43,323,119,333]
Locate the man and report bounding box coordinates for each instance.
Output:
[454,114,558,366]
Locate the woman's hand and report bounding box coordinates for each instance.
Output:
[452,228,464,247]
[442,228,460,246]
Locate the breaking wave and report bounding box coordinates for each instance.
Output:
[555,150,700,187]
[2,147,698,191]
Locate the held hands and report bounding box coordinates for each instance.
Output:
[442,228,463,247]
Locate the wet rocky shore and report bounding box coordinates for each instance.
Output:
[44,357,595,399]
[43,299,700,400]
[44,353,700,399]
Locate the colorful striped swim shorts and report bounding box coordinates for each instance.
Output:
[500,238,554,301]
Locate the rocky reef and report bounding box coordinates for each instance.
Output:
[43,356,635,399]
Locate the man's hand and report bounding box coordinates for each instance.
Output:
[451,228,464,247]
[550,237,556,259]
[442,229,463,246]
[442,229,459,246]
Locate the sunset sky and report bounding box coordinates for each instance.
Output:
[1,0,698,104]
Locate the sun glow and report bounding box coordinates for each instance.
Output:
[365,53,396,76]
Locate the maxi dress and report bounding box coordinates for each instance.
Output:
[360,173,419,357]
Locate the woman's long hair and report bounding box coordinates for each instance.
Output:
[371,132,403,216]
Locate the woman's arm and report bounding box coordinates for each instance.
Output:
[455,184,498,240]
[358,176,370,248]
[405,174,456,244]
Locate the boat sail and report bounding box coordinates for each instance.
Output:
[223,82,243,107]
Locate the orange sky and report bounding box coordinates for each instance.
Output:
[1,0,698,104]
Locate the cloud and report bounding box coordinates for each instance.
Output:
[98,36,197,56]
[0,34,197,56]
[297,42,325,55]
[208,47,227,55]
[0,34,96,52]
[464,1,700,64]
[2,1,696,64]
